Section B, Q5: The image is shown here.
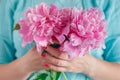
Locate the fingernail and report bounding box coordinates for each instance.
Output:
[41,54,46,57]
[42,47,47,49]
[45,63,49,67]
[52,36,57,41]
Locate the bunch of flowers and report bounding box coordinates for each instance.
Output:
[14,3,107,80]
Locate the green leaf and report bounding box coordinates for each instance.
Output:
[49,70,61,80]
[34,73,48,80]
[55,72,61,80]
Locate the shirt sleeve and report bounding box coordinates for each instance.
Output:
[0,0,17,64]
[102,0,120,63]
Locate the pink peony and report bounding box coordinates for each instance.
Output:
[19,3,59,51]
[19,3,107,59]
[60,8,107,58]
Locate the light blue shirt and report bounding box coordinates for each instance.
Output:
[0,0,120,80]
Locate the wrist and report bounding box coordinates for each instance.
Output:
[9,58,31,79]
[81,53,97,77]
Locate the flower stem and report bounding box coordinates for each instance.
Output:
[51,70,55,80]
[62,72,68,80]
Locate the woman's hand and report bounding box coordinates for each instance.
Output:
[44,46,120,80]
[15,46,50,73]
[0,46,51,80]
[4,46,50,80]
[43,46,95,75]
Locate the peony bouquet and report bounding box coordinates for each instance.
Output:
[14,3,107,80]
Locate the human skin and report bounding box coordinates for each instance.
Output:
[45,46,120,80]
[0,46,120,80]
[0,47,49,80]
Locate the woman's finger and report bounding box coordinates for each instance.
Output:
[48,64,67,72]
[45,46,69,60]
[42,53,70,67]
